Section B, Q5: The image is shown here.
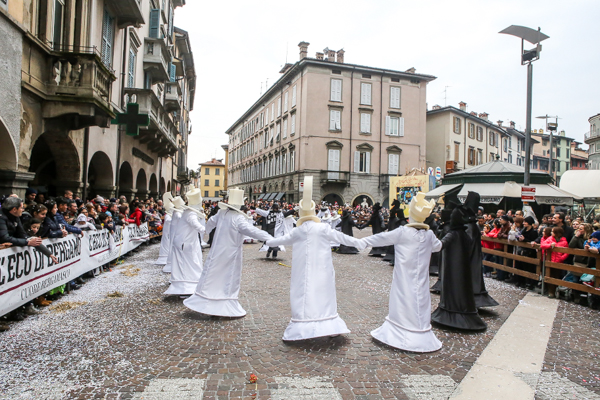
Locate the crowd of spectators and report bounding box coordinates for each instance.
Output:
[0,188,167,331]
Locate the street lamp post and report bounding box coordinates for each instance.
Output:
[536,115,559,180]
[500,25,549,186]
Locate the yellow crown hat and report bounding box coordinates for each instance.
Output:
[409,192,436,224]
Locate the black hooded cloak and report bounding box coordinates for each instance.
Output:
[431,206,487,330]
[361,203,387,256]
[338,210,360,254]
[383,200,408,264]
[463,191,498,308]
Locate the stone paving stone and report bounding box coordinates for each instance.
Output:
[271,376,343,399]
[0,230,528,399]
[542,300,600,396]
[534,372,600,400]
[401,375,457,399]
[131,378,206,399]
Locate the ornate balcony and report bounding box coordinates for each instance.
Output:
[143,38,171,83]
[320,170,349,185]
[584,130,599,144]
[41,45,116,129]
[164,82,182,112]
[124,88,178,157]
[105,0,144,28]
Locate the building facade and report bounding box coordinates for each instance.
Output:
[200,159,225,201]
[226,42,435,207]
[0,0,195,200]
[570,141,588,170]
[586,113,600,170]
[531,130,574,183]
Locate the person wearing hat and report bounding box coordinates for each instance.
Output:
[359,202,387,257]
[183,188,274,317]
[24,188,37,210]
[265,177,365,341]
[337,209,360,255]
[431,206,487,331]
[514,215,539,288]
[163,196,185,274]
[165,188,206,296]
[360,192,443,352]
[154,192,174,265]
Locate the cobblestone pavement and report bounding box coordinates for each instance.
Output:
[3,227,590,400]
[540,300,600,398]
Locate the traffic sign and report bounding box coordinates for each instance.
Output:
[428,167,434,176]
[435,167,442,179]
[521,186,536,201]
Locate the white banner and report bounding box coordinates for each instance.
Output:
[0,223,149,316]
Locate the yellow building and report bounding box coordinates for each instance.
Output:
[200,159,225,201]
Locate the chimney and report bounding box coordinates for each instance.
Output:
[459,101,467,111]
[406,67,416,73]
[510,121,515,128]
[470,111,477,116]
[497,120,503,127]
[432,104,441,110]
[478,112,488,120]
[298,41,310,60]
[336,49,345,63]
[324,47,336,62]
[316,52,324,60]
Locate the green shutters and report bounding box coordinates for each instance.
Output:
[149,9,160,38]
[101,9,115,67]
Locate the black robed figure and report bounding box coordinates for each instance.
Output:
[360,202,387,256]
[431,206,487,331]
[337,209,360,254]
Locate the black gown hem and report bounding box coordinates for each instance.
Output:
[431,307,487,331]
[474,292,499,308]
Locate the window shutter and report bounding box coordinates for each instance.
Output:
[335,110,341,130]
[277,97,282,116]
[389,153,399,175]
[354,151,360,172]
[149,9,160,38]
[360,114,367,132]
[398,117,405,137]
[128,49,135,87]
[271,104,274,121]
[291,114,296,134]
[101,10,115,67]
[390,87,400,108]
[331,79,341,101]
[169,63,176,82]
[329,110,336,130]
[168,7,174,38]
[283,119,287,138]
[361,83,371,105]
[366,152,371,173]
[284,92,288,112]
[292,85,297,106]
[385,116,391,135]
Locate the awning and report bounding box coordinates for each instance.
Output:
[424,183,463,200]
[257,193,265,200]
[275,192,285,201]
[458,183,506,205]
[560,170,600,199]
[266,193,277,201]
[533,184,581,206]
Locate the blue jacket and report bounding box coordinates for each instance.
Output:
[55,212,82,235]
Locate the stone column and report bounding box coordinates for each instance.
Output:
[0,170,36,198]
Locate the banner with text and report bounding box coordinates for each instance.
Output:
[0,223,149,316]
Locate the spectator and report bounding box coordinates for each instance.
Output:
[64,190,73,200]
[494,215,512,281]
[514,216,538,289]
[0,197,43,248]
[23,218,59,264]
[540,226,569,298]
[75,214,96,231]
[129,201,143,226]
[39,201,68,238]
[24,188,37,209]
[55,197,82,236]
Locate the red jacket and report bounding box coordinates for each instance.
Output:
[482,232,495,249]
[540,236,569,263]
[130,208,143,226]
[487,228,504,250]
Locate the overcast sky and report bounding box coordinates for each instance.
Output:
[176,0,600,170]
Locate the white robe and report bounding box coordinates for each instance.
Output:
[317,209,331,220]
[183,209,273,317]
[362,226,443,352]
[165,209,205,295]
[163,210,183,273]
[330,217,341,247]
[154,213,172,265]
[267,220,364,341]
[282,215,295,235]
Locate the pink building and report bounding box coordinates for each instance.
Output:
[226,42,435,207]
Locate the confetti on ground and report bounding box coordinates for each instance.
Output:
[49,301,87,313]
[107,291,124,298]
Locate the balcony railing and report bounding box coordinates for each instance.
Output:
[584,131,599,142]
[164,82,182,112]
[320,170,349,184]
[124,88,177,156]
[143,38,171,83]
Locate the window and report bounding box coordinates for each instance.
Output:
[330,79,342,101]
[214,179,219,186]
[283,118,288,139]
[566,148,570,158]
[277,97,282,117]
[503,138,508,152]
[477,149,483,165]
[149,8,160,38]
[477,126,483,141]
[216,168,220,175]
[354,150,371,173]
[101,8,115,67]
[205,168,210,175]
[328,149,341,179]
[329,109,341,131]
[390,87,401,108]
[489,131,495,146]
[454,117,461,134]
[556,147,561,157]
[265,107,269,123]
[386,116,404,136]
[468,123,475,139]
[360,113,371,134]
[127,48,136,88]
[291,114,296,135]
[454,142,460,161]
[508,153,513,163]
[468,147,475,165]
[490,152,495,161]
[215,191,220,197]
[292,85,297,107]
[290,150,295,172]
[276,123,281,142]
[283,92,288,112]
[204,191,209,197]
[388,153,399,175]
[204,179,209,186]
[53,0,65,51]
[271,103,274,121]
[360,82,372,105]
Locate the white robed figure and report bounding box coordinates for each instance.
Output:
[266,177,364,341]
[361,192,443,352]
[154,192,174,265]
[282,214,296,235]
[163,196,184,274]
[255,205,287,253]
[184,188,273,317]
[329,213,341,248]
[165,188,206,295]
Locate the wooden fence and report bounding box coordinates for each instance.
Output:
[481,236,600,297]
